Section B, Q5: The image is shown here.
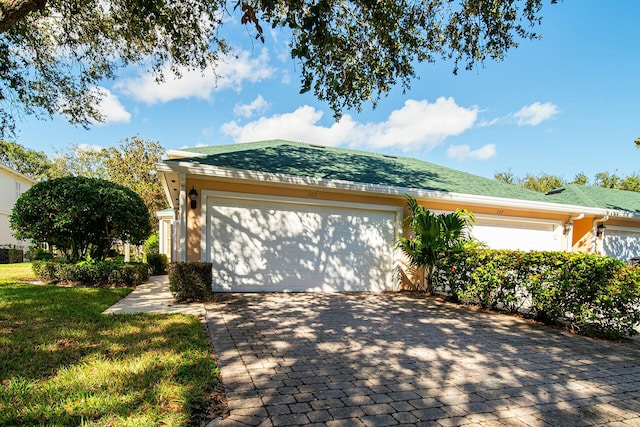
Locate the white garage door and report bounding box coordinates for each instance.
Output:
[472,217,563,251]
[603,228,640,262]
[205,195,399,292]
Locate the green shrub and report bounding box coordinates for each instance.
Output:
[145,234,160,255]
[147,253,168,275]
[168,262,213,302]
[31,260,149,287]
[436,250,640,339]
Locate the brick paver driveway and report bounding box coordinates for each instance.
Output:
[204,293,640,427]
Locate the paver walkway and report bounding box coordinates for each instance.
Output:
[205,293,640,427]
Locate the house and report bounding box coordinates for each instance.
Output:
[156,139,639,292]
[544,184,640,261]
[0,162,35,251]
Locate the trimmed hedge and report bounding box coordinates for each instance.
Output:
[168,262,213,302]
[0,248,23,264]
[147,253,168,275]
[435,250,640,339]
[32,260,150,287]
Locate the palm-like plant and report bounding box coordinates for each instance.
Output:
[398,196,478,293]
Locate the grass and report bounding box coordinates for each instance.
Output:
[0,263,220,426]
[0,262,37,283]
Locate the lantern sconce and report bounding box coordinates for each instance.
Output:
[563,221,573,236]
[188,186,198,209]
[596,223,606,237]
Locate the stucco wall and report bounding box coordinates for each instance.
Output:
[0,166,33,249]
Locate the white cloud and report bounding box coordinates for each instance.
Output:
[116,49,275,104]
[233,95,270,118]
[221,105,355,144]
[513,102,559,126]
[221,97,478,152]
[91,87,131,124]
[446,144,496,160]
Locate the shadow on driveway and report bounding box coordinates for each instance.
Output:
[205,293,640,426]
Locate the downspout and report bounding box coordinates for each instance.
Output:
[593,215,609,255]
[564,213,584,252]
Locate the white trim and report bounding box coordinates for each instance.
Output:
[473,214,562,226]
[603,225,640,233]
[157,161,616,218]
[200,191,208,262]
[179,173,187,262]
[166,149,208,159]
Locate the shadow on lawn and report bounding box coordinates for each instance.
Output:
[207,292,640,425]
[0,284,217,426]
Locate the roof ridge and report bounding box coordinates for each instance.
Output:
[564,184,599,207]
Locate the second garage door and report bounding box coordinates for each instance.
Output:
[603,227,640,262]
[205,194,400,292]
[472,216,564,251]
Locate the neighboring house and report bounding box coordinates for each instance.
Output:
[0,163,35,251]
[544,184,640,261]
[156,139,638,292]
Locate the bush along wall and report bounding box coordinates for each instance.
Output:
[147,253,168,275]
[32,260,150,287]
[435,250,640,340]
[168,262,213,302]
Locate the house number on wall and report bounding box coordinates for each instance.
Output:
[307,192,318,199]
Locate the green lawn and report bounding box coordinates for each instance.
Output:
[0,263,220,426]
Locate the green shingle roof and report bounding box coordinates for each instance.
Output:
[545,184,640,213]
[169,140,551,203]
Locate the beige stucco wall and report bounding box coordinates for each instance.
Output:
[0,165,34,249]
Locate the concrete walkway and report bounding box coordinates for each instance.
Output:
[102,275,205,315]
[205,293,640,427]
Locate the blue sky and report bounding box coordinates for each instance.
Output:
[14,1,640,181]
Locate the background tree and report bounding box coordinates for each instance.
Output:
[48,144,109,179]
[519,173,564,193]
[0,0,554,136]
[104,137,167,228]
[10,176,152,262]
[398,197,477,294]
[0,140,52,178]
[495,170,640,193]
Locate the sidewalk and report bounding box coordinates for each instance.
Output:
[102,275,205,315]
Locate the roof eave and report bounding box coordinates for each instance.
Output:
[157,161,630,218]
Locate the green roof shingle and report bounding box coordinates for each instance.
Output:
[170,139,551,203]
[545,184,640,213]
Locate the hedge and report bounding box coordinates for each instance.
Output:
[32,260,150,287]
[435,250,640,339]
[168,262,213,302]
[147,253,168,275]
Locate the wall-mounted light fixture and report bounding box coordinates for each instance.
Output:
[563,221,573,235]
[189,186,198,209]
[596,223,606,237]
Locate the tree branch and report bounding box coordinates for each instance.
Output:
[0,0,47,33]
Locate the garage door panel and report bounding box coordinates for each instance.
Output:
[472,218,563,252]
[208,197,397,292]
[603,230,640,262]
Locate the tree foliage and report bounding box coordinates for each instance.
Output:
[496,170,640,193]
[104,136,167,228]
[397,196,478,294]
[5,138,167,225]
[10,176,152,262]
[0,139,51,178]
[48,144,109,179]
[0,0,554,135]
